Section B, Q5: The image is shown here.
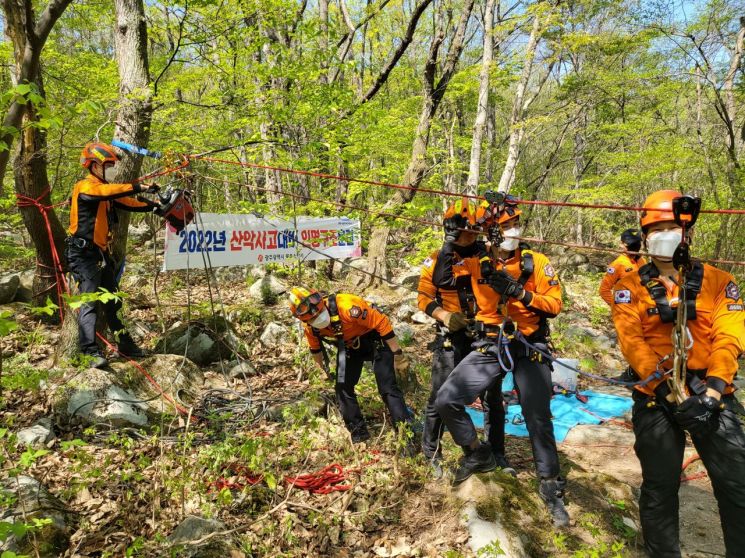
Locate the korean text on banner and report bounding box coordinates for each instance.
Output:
[162,213,362,271]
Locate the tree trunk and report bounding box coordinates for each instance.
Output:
[110,0,154,266]
[465,0,496,196]
[365,0,475,285]
[4,0,68,314]
[0,0,73,192]
[497,11,544,194]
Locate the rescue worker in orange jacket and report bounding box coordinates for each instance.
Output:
[611,190,745,557]
[599,228,645,306]
[65,143,160,368]
[289,288,412,443]
[433,197,569,527]
[417,199,511,477]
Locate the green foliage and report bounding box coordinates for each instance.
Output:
[260,281,279,306]
[0,312,17,337]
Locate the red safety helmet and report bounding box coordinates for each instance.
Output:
[288,287,325,321]
[80,142,119,169]
[640,190,681,231]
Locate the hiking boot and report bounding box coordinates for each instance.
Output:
[351,429,371,444]
[85,352,109,369]
[116,336,148,358]
[453,442,497,485]
[494,454,517,477]
[540,477,570,527]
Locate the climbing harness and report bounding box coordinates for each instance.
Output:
[311,294,347,384]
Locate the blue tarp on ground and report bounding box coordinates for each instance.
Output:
[465,389,633,443]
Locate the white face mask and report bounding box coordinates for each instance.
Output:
[646,229,682,260]
[499,227,521,251]
[309,308,331,329]
[103,164,118,183]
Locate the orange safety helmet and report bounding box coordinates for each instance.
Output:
[498,196,522,225]
[288,286,325,320]
[640,190,682,231]
[80,142,120,169]
[443,197,480,228]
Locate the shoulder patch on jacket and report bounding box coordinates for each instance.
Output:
[614,289,632,304]
[606,267,615,274]
[725,281,741,301]
[727,303,744,312]
[543,264,556,278]
[422,257,433,268]
[349,305,362,318]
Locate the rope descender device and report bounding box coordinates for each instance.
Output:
[668,194,702,404]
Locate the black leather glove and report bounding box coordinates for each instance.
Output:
[674,395,723,435]
[487,270,524,299]
[443,218,461,243]
[141,183,160,194]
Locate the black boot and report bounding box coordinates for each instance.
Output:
[116,335,148,358]
[453,442,497,485]
[540,477,570,527]
[84,351,109,369]
[494,453,517,477]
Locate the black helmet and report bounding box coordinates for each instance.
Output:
[620,228,642,252]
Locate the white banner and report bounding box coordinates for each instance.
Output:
[162,213,362,271]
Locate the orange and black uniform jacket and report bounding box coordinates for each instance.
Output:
[435,247,562,337]
[612,263,745,396]
[303,293,395,353]
[68,174,151,251]
[598,253,646,306]
[417,249,474,315]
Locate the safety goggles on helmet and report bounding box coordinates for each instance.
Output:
[80,143,120,169]
[498,196,522,224]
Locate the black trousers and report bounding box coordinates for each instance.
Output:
[422,330,478,458]
[335,333,410,441]
[435,339,560,478]
[632,393,745,557]
[65,244,127,355]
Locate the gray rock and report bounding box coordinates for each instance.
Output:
[567,253,590,266]
[230,361,258,379]
[248,274,287,299]
[156,317,241,365]
[393,322,415,342]
[14,269,34,302]
[577,263,597,273]
[0,273,20,305]
[248,265,266,280]
[260,322,289,346]
[128,223,151,244]
[364,294,386,308]
[16,418,55,447]
[395,304,418,321]
[1,476,76,558]
[395,269,421,289]
[411,311,436,325]
[216,266,248,283]
[168,515,237,558]
[61,370,149,427]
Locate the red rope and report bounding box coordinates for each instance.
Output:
[189,154,745,215]
[284,464,352,494]
[680,454,707,483]
[15,188,68,319]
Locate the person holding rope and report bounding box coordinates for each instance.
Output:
[289,287,413,447]
[611,189,745,557]
[433,197,569,527]
[417,199,513,478]
[65,142,160,369]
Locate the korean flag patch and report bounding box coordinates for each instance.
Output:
[606,267,615,274]
[614,289,632,304]
[725,281,741,301]
[422,257,433,268]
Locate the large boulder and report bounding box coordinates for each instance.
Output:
[167,515,240,558]
[395,304,418,322]
[52,368,149,427]
[0,273,20,305]
[248,274,287,300]
[155,317,242,365]
[14,269,34,302]
[260,322,289,346]
[411,311,436,325]
[1,476,77,558]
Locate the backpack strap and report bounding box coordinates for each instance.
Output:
[312,294,348,384]
[639,262,703,324]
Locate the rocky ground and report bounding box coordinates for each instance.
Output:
[0,231,742,557]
